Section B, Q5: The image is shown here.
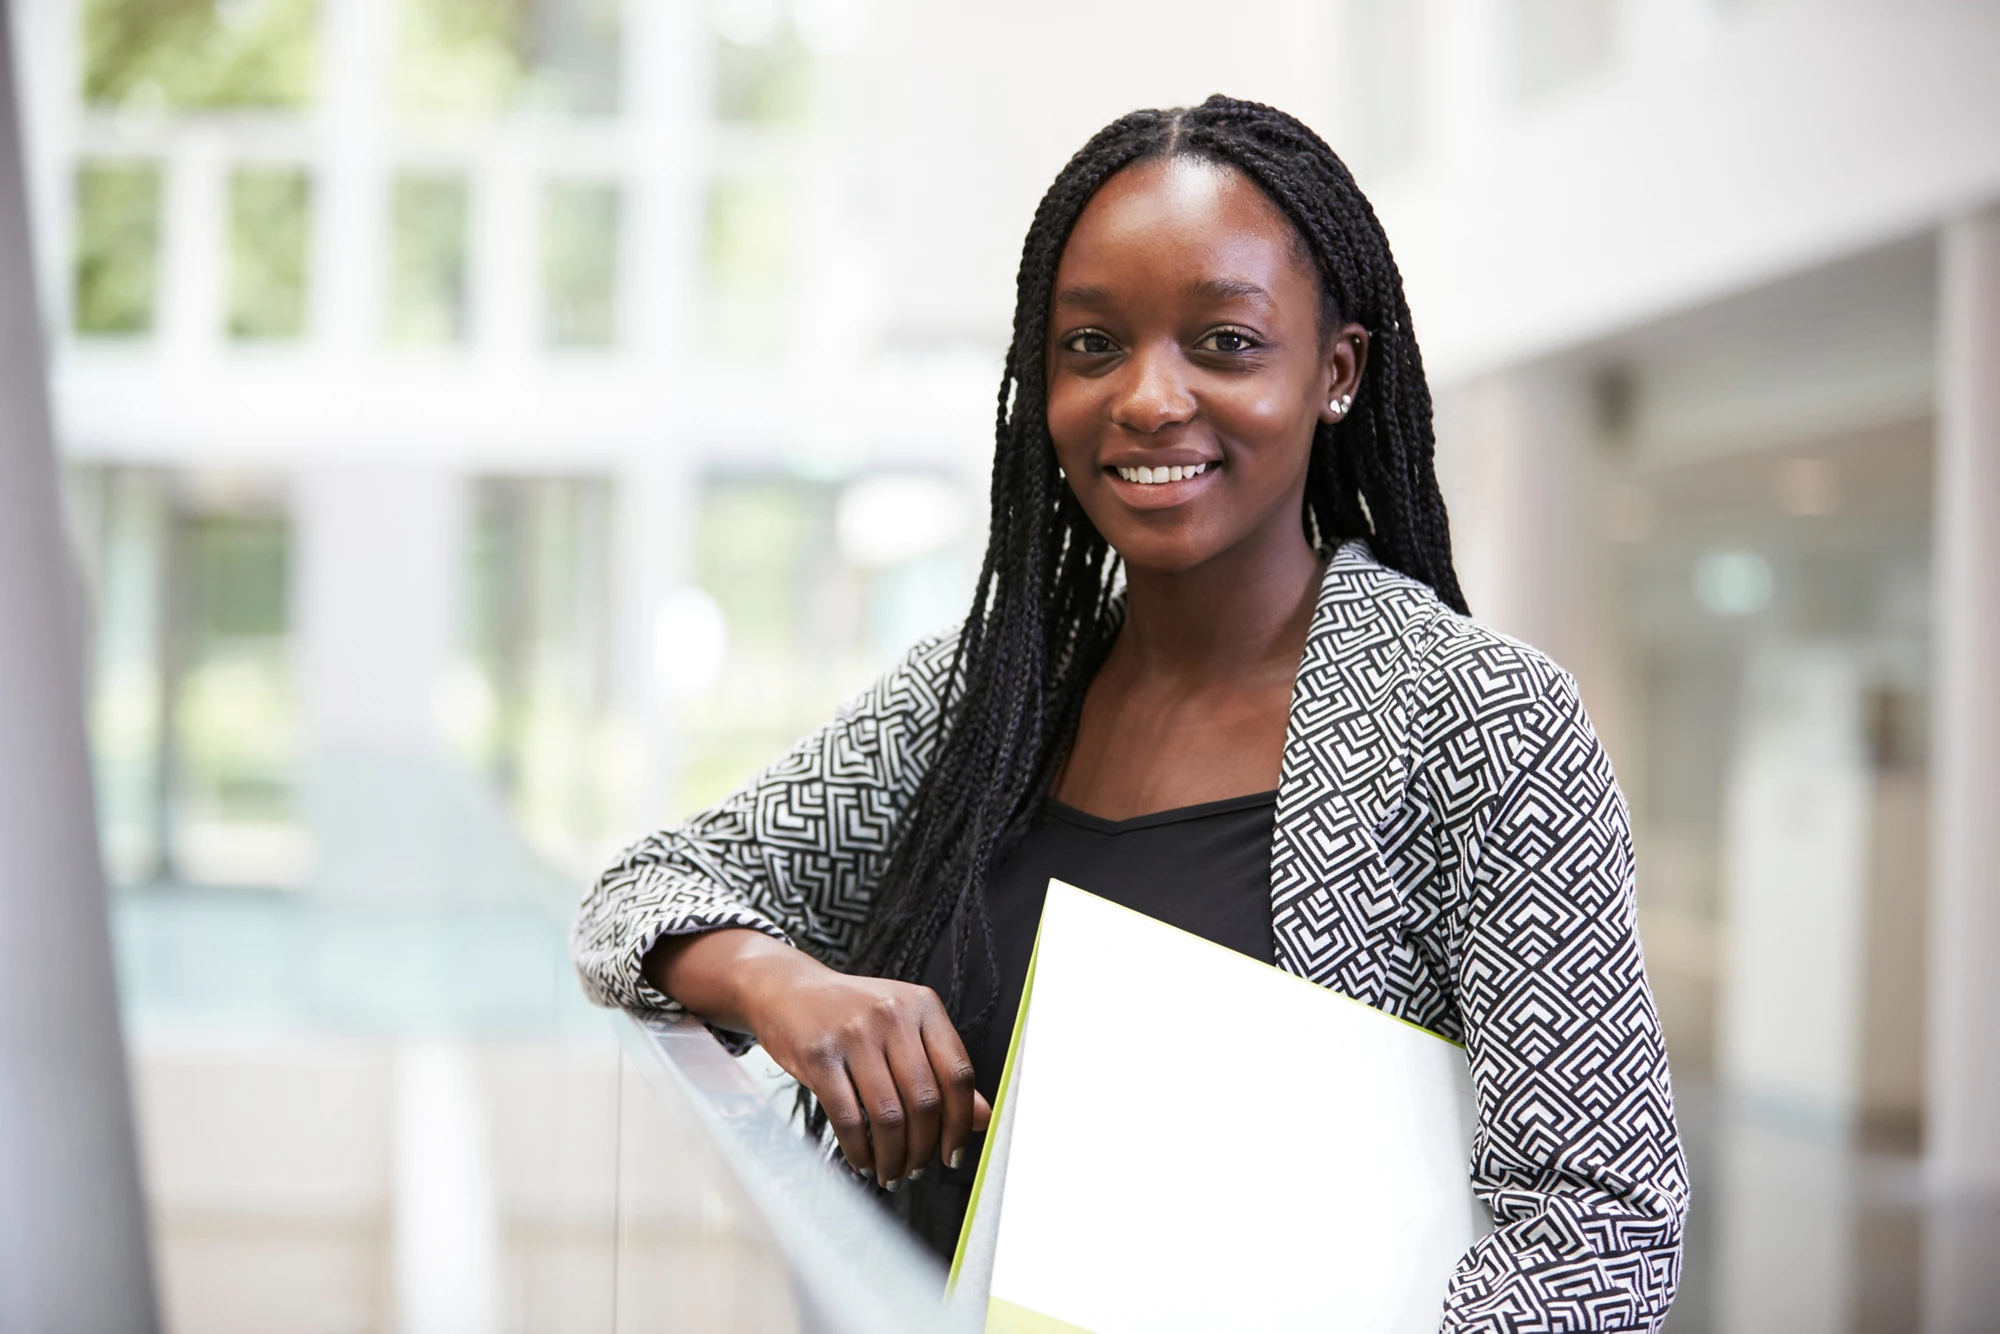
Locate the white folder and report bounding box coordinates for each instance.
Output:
[948,880,1491,1334]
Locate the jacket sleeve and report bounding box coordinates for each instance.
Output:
[569,629,958,1018]
[1436,664,1689,1332]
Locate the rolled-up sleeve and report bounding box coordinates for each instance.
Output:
[570,630,956,1017]
[1441,671,1688,1331]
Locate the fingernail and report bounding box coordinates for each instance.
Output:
[948,1148,964,1171]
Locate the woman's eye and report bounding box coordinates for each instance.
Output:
[1197,328,1260,354]
[1063,330,1117,356]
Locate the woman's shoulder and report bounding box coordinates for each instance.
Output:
[829,622,964,736]
[1322,545,1589,812]
[1326,541,1575,713]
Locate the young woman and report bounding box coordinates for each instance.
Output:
[575,96,1687,1329]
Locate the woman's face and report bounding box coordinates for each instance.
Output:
[1046,156,1366,576]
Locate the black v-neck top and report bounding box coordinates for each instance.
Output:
[921,789,1279,1103]
[899,790,1279,1255]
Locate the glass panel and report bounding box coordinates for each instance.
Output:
[82,0,318,110]
[228,166,313,341]
[543,181,621,347]
[395,0,622,118]
[73,161,162,337]
[613,1017,952,1334]
[387,172,471,346]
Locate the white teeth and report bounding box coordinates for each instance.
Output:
[1114,462,1209,485]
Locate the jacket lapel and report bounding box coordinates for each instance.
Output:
[1269,543,1447,1007]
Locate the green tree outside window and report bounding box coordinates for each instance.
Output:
[83,0,318,110]
[395,0,621,118]
[387,173,470,346]
[74,161,162,336]
[544,181,620,347]
[228,167,312,340]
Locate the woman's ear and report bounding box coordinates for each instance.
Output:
[1318,324,1370,426]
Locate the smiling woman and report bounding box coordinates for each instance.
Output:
[574,95,1687,1331]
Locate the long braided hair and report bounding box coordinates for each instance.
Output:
[850,94,1465,1035]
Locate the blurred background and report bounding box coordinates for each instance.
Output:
[5,0,2000,1329]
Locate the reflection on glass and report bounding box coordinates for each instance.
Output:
[543,181,621,347]
[228,166,313,341]
[82,0,319,110]
[388,172,471,346]
[395,0,623,118]
[73,161,162,336]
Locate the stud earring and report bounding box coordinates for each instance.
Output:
[1330,393,1353,416]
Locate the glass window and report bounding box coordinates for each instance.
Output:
[82,0,318,110]
[387,172,471,346]
[69,467,304,888]
[394,0,622,118]
[703,176,799,358]
[171,505,301,887]
[73,161,162,337]
[227,166,312,341]
[676,471,974,814]
[543,181,621,347]
[457,476,616,867]
[712,3,811,126]
[1509,0,1616,103]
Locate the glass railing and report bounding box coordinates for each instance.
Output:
[611,1013,961,1334]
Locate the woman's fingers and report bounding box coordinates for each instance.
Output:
[806,1045,874,1176]
[885,1023,946,1180]
[918,1009,979,1170]
[844,1046,909,1188]
[973,1090,992,1133]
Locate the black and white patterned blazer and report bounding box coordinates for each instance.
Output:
[573,541,1688,1332]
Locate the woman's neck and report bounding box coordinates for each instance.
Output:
[1115,520,1326,682]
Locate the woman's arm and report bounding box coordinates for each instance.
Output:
[571,630,959,1013]
[644,927,989,1186]
[571,631,983,1185]
[1430,658,1688,1332]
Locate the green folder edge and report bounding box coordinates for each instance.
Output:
[945,920,1042,1292]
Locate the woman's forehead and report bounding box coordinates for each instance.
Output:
[1056,156,1310,294]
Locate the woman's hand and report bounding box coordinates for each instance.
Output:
[645,928,991,1187]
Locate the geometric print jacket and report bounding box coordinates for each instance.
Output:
[572,540,1689,1332]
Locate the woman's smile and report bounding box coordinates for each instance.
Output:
[1103,456,1221,507]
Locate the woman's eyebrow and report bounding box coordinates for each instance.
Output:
[1054,278,1274,308]
[1053,283,1114,308]
[1186,277,1272,304]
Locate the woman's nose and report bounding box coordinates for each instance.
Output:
[1109,344,1195,433]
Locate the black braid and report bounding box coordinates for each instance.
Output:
[845,94,1465,1050]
